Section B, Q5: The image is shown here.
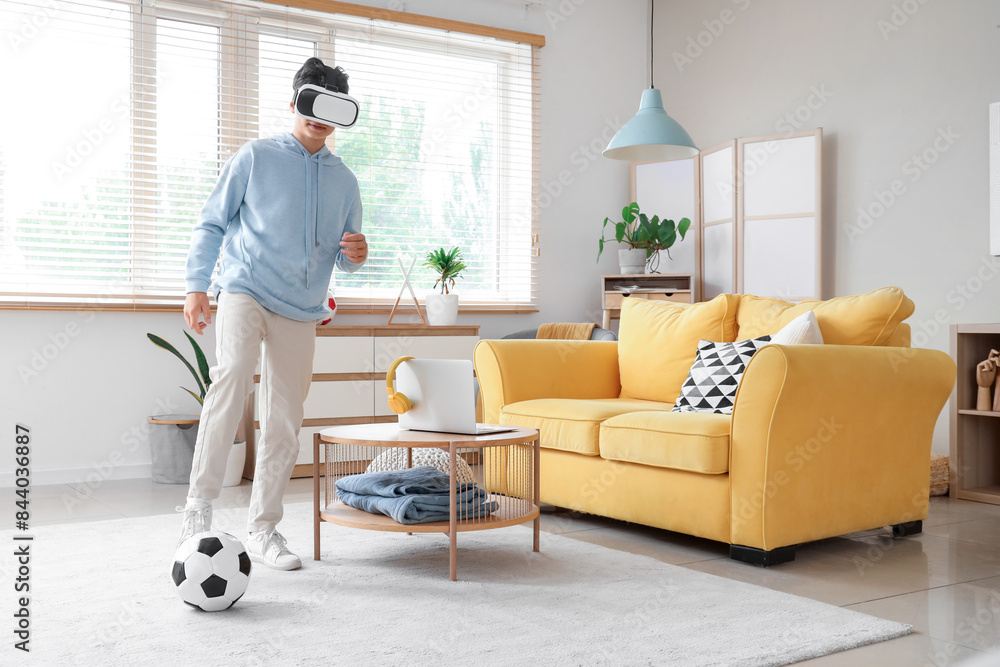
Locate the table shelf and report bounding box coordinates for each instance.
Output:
[320,499,539,533]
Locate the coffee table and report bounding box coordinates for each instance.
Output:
[313,423,540,581]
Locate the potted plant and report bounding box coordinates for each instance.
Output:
[147,331,245,486]
[423,246,466,326]
[597,202,691,274]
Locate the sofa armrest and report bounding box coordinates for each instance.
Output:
[729,344,955,551]
[474,339,621,423]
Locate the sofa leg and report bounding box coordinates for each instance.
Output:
[891,520,922,537]
[729,544,796,567]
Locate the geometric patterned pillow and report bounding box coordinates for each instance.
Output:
[671,336,772,414]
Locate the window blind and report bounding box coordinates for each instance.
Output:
[0,0,540,310]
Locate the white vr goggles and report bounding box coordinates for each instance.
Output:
[293,84,360,129]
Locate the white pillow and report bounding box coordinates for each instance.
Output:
[769,310,824,345]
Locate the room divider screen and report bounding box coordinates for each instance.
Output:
[632,128,823,303]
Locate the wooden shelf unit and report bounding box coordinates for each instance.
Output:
[951,324,1000,504]
[601,273,694,329]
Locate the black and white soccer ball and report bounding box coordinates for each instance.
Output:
[171,531,251,612]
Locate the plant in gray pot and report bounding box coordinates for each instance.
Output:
[598,201,690,274]
[147,332,245,486]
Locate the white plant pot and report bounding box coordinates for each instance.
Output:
[618,247,646,275]
[223,440,246,487]
[425,292,459,326]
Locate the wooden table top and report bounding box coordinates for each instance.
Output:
[317,422,538,448]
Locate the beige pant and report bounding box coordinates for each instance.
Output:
[188,290,316,533]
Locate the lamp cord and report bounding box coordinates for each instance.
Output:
[650,0,654,89]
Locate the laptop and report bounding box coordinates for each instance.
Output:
[395,359,516,436]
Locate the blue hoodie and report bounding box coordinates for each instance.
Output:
[185,132,363,322]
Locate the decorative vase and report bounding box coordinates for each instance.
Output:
[425,292,459,326]
[618,248,646,275]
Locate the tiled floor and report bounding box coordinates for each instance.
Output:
[22,477,1000,665]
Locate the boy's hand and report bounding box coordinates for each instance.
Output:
[340,232,368,263]
[184,292,212,335]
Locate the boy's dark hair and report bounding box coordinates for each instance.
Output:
[293,57,349,95]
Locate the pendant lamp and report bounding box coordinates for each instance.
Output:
[603,0,698,162]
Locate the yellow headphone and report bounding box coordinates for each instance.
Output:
[386,356,415,414]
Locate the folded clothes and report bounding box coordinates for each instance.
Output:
[335,466,498,525]
[336,465,453,497]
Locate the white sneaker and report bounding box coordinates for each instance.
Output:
[247,529,301,571]
[176,503,212,546]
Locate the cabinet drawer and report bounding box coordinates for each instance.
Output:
[374,336,479,372]
[313,336,373,373]
[255,379,374,421]
[604,291,691,308]
[254,336,373,375]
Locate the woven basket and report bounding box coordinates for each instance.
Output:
[930,453,949,496]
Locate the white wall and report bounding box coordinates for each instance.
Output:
[657,0,1000,453]
[0,0,646,484]
[7,0,988,483]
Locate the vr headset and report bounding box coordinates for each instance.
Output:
[293,68,359,129]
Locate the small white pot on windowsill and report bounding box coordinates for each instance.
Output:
[425,292,459,326]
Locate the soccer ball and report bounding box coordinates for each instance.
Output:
[318,289,337,326]
[171,531,251,612]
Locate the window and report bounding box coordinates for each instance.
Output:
[0,0,541,310]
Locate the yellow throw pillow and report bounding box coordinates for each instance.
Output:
[618,294,740,403]
[736,286,914,346]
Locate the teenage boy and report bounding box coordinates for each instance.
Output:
[177,57,367,570]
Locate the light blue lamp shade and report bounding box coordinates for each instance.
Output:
[603,88,698,162]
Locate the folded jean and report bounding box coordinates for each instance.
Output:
[335,466,453,497]
[335,466,498,524]
[335,488,499,524]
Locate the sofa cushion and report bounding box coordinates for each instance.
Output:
[736,286,914,345]
[672,336,772,414]
[618,293,741,404]
[499,398,672,456]
[599,411,731,474]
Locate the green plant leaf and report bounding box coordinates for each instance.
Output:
[182,387,204,406]
[664,230,676,247]
[622,202,638,224]
[678,217,691,239]
[663,219,676,235]
[597,238,605,261]
[614,222,626,243]
[184,330,211,391]
[602,216,610,230]
[148,333,205,398]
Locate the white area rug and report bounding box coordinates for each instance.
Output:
[1,503,909,666]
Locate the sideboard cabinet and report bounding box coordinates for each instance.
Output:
[241,324,479,479]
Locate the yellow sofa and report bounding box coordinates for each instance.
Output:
[475,287,956,565]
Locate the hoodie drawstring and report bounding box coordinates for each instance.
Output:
[304,156,311,289]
